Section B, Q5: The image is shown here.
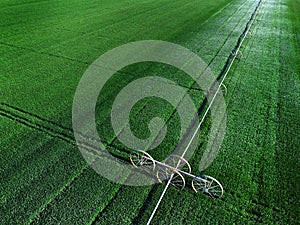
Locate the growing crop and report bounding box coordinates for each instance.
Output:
[0,0,299,224]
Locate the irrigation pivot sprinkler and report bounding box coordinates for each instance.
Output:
[130,2,264,224]
[130,150,224,198]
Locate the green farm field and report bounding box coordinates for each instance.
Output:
[0,0,299,224]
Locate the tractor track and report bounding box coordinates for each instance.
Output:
[0,102,133,170]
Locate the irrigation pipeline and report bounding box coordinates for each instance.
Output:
[146,0,264,224]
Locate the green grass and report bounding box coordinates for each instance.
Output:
[0,0,254,126]
[1,0,299,224]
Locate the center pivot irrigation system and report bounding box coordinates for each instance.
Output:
[127,1,263,224]
[130,150,224,197]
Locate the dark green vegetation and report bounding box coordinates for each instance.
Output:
[1,0,299,224]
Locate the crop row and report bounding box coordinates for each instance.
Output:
[2,0,288,224]
[95,0,299,224]
[187,0,298,223]
[0,0,234,223]
[0,0,251,183]
[89,0,264,223]
[0,0,255,129]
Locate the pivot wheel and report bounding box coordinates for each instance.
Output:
[221,83,227,96]
[130,150,155,171]
[156,167,185,190]
[192,175,224,198]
